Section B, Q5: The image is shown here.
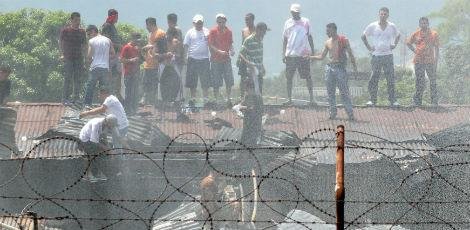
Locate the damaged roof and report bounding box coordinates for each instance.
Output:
[4,103,470,158]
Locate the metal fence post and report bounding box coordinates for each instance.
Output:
[336,125,345,229]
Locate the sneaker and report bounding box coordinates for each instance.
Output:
[84,104,92,110]
[82,175,99,183]
[365,101,375,106]
[96,171,108,181]
[391,101,400,107]
[62,100,72,106]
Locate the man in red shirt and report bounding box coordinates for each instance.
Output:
[120,32,142,114]
[407,17,439,106]
[59,12,87,105]
[208,13,235,106]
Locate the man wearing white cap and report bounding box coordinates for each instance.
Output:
[282,3,315,106]
[183,14,211,105]
[78,114,119,181]
[208,13,235,106]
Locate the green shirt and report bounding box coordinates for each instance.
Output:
[239,33,263,65]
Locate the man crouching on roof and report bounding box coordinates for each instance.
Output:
[79,88,129,149]
[78,114,119,182]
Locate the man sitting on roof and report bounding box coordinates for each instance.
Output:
[79,88,129,149]
[78,114,119,181]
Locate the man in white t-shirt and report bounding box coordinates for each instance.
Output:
[83,24,115,107]
[80,88,128,148]
[78,114,119,181]
[183,14,211,105]
[282,3,315,106]
[361,7,401,106]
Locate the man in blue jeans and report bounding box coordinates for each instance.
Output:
[361,7,400,107]
[309,23,357,120]
[83,25,115,107]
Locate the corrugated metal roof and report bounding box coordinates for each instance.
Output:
[9,103,470,158]
[9,103,65,157]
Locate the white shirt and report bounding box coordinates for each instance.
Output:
[89,34,112,70]
[183,27,210,59]
[363,21,400,56]
[103,95,129,130]
[283,17,312,57]
[79,117,104,143]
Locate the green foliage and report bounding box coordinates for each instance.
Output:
[0,8,67,102]
[431,0,470,104]
[430,0,470,44]
[0,9,146,102]
[116,23,147,45]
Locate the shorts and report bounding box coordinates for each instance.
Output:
[185,57,211,89]
[286,56,311,79]
[211,60,234,88]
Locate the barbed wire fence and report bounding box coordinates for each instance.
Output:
[0,127,469,230]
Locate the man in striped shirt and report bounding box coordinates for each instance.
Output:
[238,22,269,146]
[238,22,269,96]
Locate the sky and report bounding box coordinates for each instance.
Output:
[0,0,445,76]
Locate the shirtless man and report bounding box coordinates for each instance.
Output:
[309,23,357,120]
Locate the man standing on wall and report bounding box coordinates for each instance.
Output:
[407,17,439,106]
[282,3,315,106]
[208,13,235,106]
[362,7,401,107]
[59,12,87,105]
[102,9,123,99]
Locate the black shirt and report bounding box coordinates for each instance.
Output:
[102,22,121,51]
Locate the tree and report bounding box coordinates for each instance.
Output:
[0,9,68,102]
[431,0,470,104]
[0,8,146,103]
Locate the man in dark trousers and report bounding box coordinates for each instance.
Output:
[0,65,12,105]
[238,22,269,146]
[102,9,123,99]
[407,17,440,106]
[59,12,87,105]
[282,4,315,106]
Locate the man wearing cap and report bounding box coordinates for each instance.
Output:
[102,9,123,100]
[79,114,119,181]
[208,13,235,106]
[282,3,315,106]
[142,17,167,107]
[238,22,269,146]
[83,25,115,107]
[183,14,211,105]
[120,32,142,114]
[79,88,129,149]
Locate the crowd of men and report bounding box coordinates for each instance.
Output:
[54,4,439,120]
[1,4,441,179]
